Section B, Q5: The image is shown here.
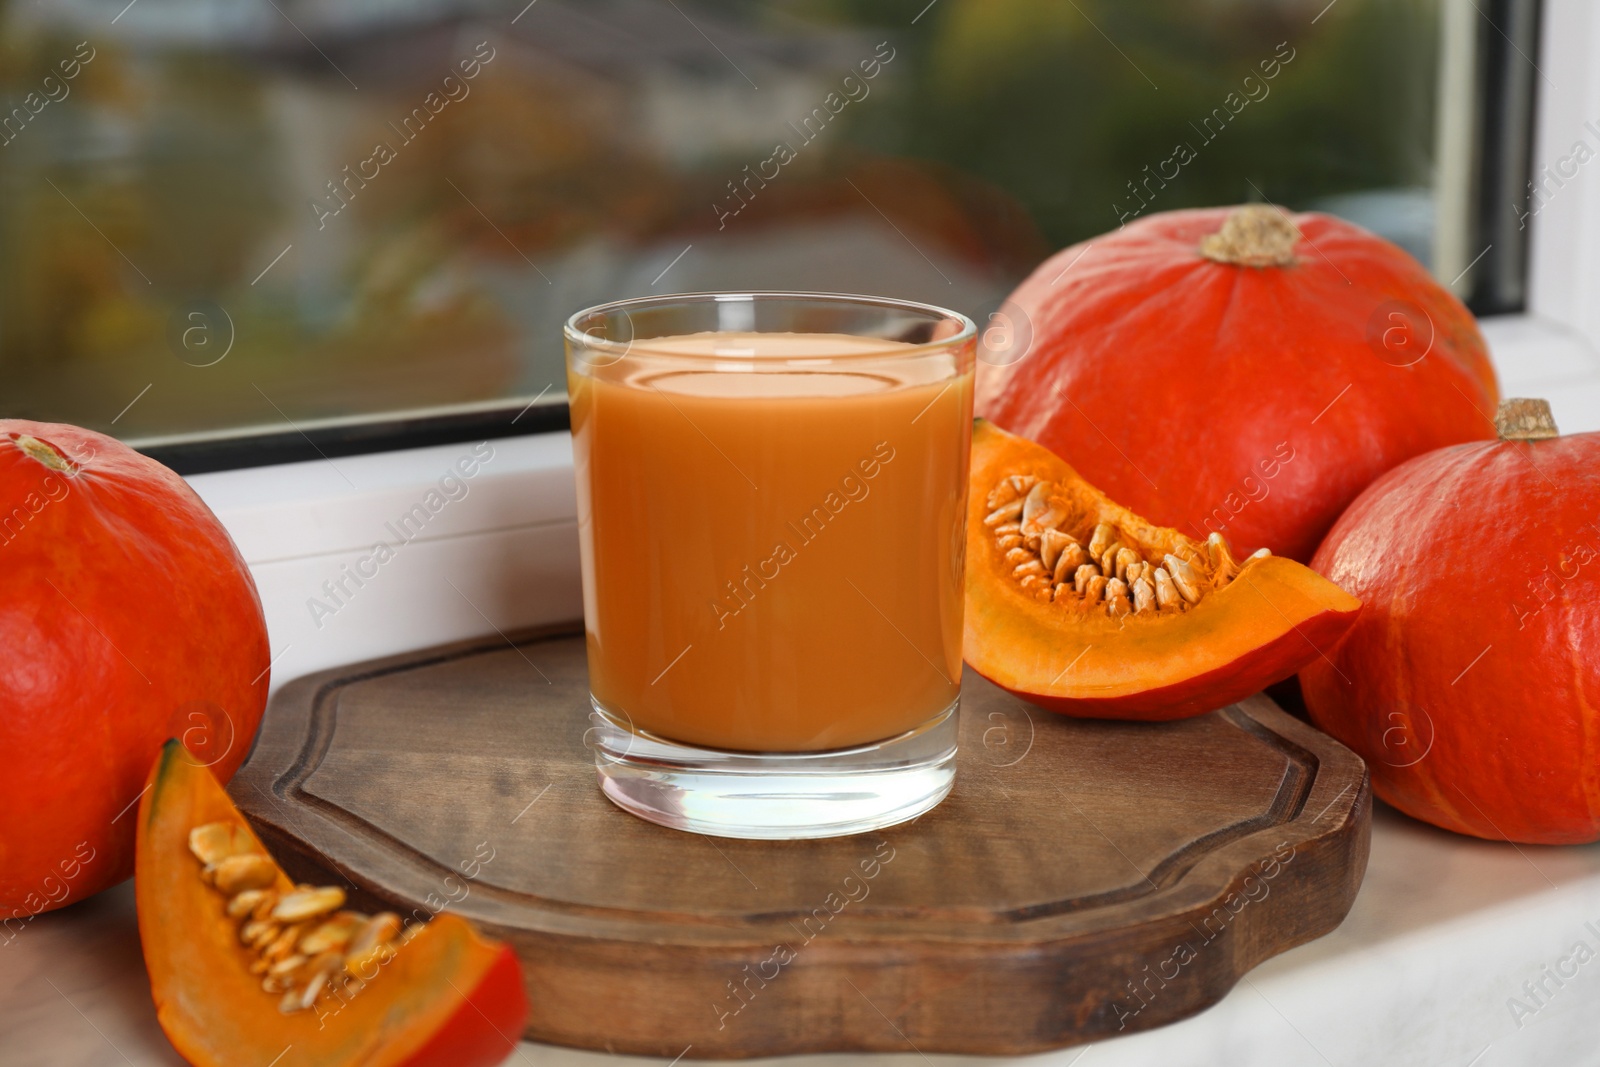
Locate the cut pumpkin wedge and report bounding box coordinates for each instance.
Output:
[136,740,528,1067]
[965,420,1361,720]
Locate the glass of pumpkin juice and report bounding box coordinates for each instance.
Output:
[565,293,976,839]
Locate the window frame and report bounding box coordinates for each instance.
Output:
[172,0,1595,692]
[136,400,568,476]
[107,0,1544,477]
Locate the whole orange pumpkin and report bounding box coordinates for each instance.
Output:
[0,422,269,918]
[977,205,1500,561]
[1302,400,1600,844]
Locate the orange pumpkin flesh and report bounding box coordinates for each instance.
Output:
[977,205,1499,562]
[965,421,1360,720]
[136,740,528,1067]
[1302,400,1600,844]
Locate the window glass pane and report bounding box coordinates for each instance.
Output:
[0,0,1442,442]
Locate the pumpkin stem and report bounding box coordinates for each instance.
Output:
[1198,205,1300,268]
[13,434,73,472]
[1495,398,1559,441]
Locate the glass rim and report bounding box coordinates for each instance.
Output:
[563,290,978,362]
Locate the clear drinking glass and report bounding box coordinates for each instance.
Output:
[565,292,976,839]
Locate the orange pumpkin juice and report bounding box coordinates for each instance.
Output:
[569,331,973,752]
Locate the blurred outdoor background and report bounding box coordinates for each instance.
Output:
[0,0,1442,441]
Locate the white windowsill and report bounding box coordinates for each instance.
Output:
[184,431,583,691]
[1479,315,1600,432]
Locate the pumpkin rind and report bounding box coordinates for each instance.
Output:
[1301,427,1600,844]
[965,420,1360,720]
[977,206,1500,562]
[136,741,529,1067]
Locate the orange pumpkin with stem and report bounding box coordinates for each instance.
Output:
[0,422,269,917]
[1302,399,1600,844]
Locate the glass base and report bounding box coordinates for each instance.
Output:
[589,697,959,840]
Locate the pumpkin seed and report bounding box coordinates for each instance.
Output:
[1153,568,1182,611]
[1163,555,1204,604]
[226,889,271,919]
[1013,559,1048,581]
[299,914,363,956]
[309,949,346,979]
[241,919,280,949]
[1073,563,1098,596]
[1020,481,1052,530]
[1087,523,1117,560]
[345,921,401,976]
[212,854,276,896]
[348,913,403,959]
[986,475,1036,509]
[1207,533,1240,586]
[1113,547,1140,583]
[1131,578,1156,614]
[297,970,329,1011]
[188,823,252,867]
[1039,529,1074,572]
[263,923,307,963]
[1054,543,1090,584]
[272,886,346,924]
[268,954,308,979]
[984,501,1024,527]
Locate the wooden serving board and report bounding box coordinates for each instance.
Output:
[231,624,1370,1058]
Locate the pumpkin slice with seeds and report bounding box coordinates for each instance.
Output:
[136,740,527,1067]
[965,420,1361,720]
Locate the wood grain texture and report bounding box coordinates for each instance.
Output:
[230,623,1370,1057]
